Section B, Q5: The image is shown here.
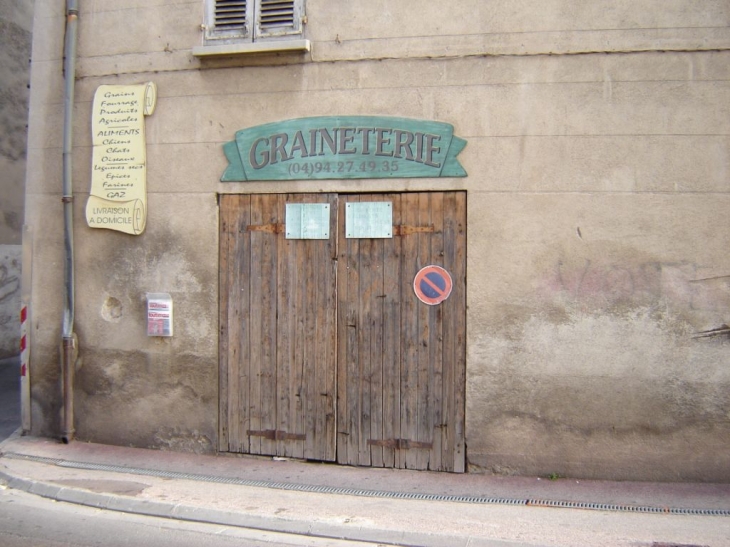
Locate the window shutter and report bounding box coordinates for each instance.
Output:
[206,0,252,41]
[215,0,248,31]
[260,0,294,28]
[204,0,303,43]
[256,0,303,38]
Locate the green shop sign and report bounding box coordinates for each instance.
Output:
[221,116,467,182]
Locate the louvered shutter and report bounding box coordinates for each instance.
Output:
[204,0,303,43]
[206,0,253,41]
[255,0,303,39]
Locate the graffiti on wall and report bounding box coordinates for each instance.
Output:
[0,249,21,359]
[0,264,19,323]
[544,258,730,313]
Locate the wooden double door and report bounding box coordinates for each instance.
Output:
[219,192,466,471]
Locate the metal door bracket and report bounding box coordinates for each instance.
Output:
[368,438,433,450]
[393,225,435,236]
[246,223,285,234]
[247,429,306,441]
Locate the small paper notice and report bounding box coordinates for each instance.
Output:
[147,293,173,337]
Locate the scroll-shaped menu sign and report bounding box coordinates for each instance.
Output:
[85,82,157,235]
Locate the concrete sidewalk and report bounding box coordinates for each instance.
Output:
[1,432,728,547]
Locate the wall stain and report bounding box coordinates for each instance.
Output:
[693,324,730,340]
[0,264,20,308]
[0,264,20,332]
[153,426,213,454]
[535,248,730,324]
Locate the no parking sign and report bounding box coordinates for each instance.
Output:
[413,265,453,305]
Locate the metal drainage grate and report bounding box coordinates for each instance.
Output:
[5,453,729,517]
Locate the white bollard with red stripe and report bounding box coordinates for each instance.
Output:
[20,305,27,376]
[19,303,31,432]
[20,225,32,433]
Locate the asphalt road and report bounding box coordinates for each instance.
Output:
[0,356,20,441]
[0,487,394,547]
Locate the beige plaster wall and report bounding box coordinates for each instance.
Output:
[467,193,730,479]
[72,192,219,451]
[24,0,730,478]
[41,0,727,78]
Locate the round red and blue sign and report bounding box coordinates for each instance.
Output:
[413,265,453,305]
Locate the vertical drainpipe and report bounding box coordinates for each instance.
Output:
[61,0,79,444]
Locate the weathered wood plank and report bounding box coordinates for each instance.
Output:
[218,195,232,452]
[335,195,350,465]
[276,194,295,457]
[224,195,251,454]
[381,193,402,468]
[293,197,307,460]
[298,195,314,459]
[260,194,280,457]
[452,191,467,472]
[358,194,390,468]
[415,192,432,470]
[226,195,240,453]
[247,194,278,455]
[247,195,264,455]
[440,191,467,472]
[442,192,458,471]
[316,193,338,462]
[357,233,374,467]
[229,195,246,453]
[300,194,318,460]
[325,194,339,461]
[429,192,445,471]
[345,197,362,466]
[368,196,387,468]
[400,193,420,469]
[236,195,253,454]
[441,192,457,471]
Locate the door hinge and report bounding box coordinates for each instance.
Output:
[368,438,433,450]
[246,223,285,234]
[393,225,435,236]
[247,429,306,441]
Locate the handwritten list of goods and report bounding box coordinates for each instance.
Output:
[85,82,156,235]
